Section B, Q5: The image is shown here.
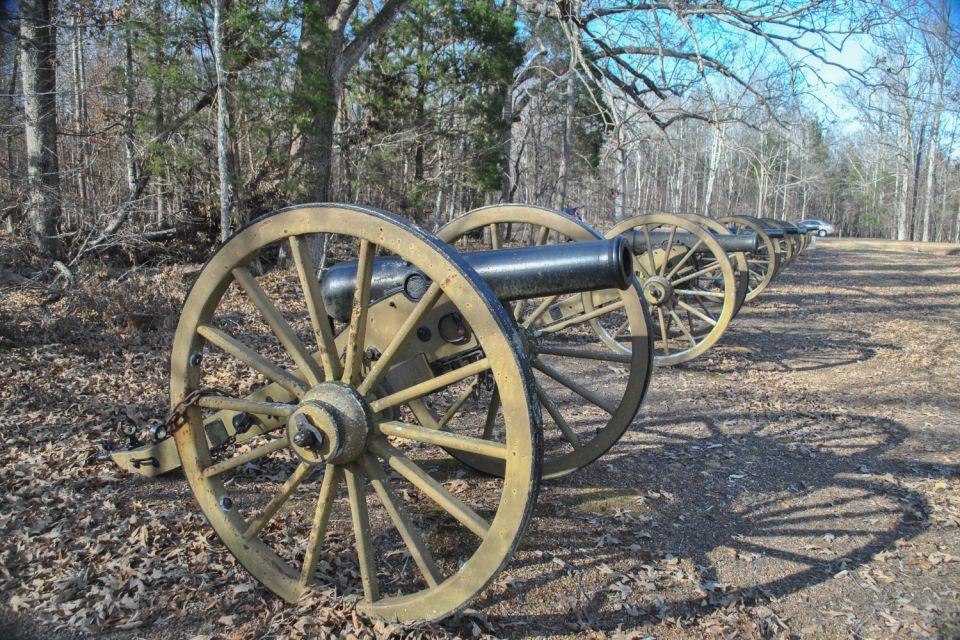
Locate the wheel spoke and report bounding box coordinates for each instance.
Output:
[344,464,380,602]
[665,240,704,280]
[675,288,726,300]
[289,235,342,382]
[632,253,653,277]
[360,455,442,588]
[534,344,633,363]
[535,379,582,450]
[343,240,377,385]
[690,289,720,321]
[377,420,508,459]
[512,299,526,322]
[612,318,630,340]
[522,294,562,328]
[244,462,313,539]
[196,395,295,418]
[659,225,677,276]
[677,300,717,327]
[369,357,490,413]
[670,261,721,287]
[299,464,342,587]
[535,225,550,246]
[656,307,671,355]
[641,226,659,276]
[370,438,490,538]
[531,357,616,414]
[201,436,289,478]
[482,386,500,439]
[537,299,625,334]
[197,324,306,397]
[669,309,698,347]
[358,282,442,396]
[232,267,324,386]
[489,223,501,249]
[438,378,479,429]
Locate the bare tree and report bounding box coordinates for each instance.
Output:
[212,0,231,241]
[19,0,61,256]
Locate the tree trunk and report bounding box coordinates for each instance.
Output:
[554,72,575,210]
[498,76,514,202]
[19,0,61,256]
[896,121,911,241]
[293,0,409,203]
[613,132,626,222]
[123,21,138,198]
[921,93,943,242]
[70,10,89,213]
[702,123,723,217]
[213,0,232,241]
[4,35,20,233]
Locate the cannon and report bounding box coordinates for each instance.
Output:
[438,207,747,365]
[116,203,657,622]
[436,206,814,367]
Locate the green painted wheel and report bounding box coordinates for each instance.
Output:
[433,204,653,479]
[171,204,541,622]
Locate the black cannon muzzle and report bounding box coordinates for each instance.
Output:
[319,237,633,322]
[620,228,760,254]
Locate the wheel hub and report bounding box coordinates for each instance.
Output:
[287,383,373,465]
[642,275,673,306]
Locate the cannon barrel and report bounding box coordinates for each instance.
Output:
[620,228,760,254]
[762,227,786,238]
[320,237,633,322]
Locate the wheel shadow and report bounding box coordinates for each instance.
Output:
[472,409,939,636]
[697,323,888,374]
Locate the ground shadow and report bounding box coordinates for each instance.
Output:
[474,409,938,636]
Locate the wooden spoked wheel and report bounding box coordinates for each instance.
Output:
[791,220,811,251]
[435,204,653,479]
[170,204,541,622]
[758,217,796,271]
[678,214,749,319]
[717,216,778,302]
[603,215,737,366]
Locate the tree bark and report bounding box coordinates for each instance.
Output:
[70,10,89,211]
[702,123,723,217]
[293,0,409,202]
[19,0,61,256]
[4,34,20,233]
[613,131,626,221]
[213,0,232,241]
[123,20,138,198]
[921,81,943,242]
[553,72,575,210]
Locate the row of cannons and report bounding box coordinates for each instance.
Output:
[113,204,814,622]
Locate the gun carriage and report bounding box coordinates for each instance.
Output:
[112,202,812,623]
[116,203,660,622]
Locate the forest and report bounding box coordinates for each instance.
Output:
[2,0,959,265]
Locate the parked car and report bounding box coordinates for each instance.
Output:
[799,219,836,237]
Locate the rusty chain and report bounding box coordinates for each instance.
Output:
[161,388,224,439]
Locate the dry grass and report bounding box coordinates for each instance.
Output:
[819,236,960,256]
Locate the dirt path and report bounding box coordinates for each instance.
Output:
[1,242,958,639]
